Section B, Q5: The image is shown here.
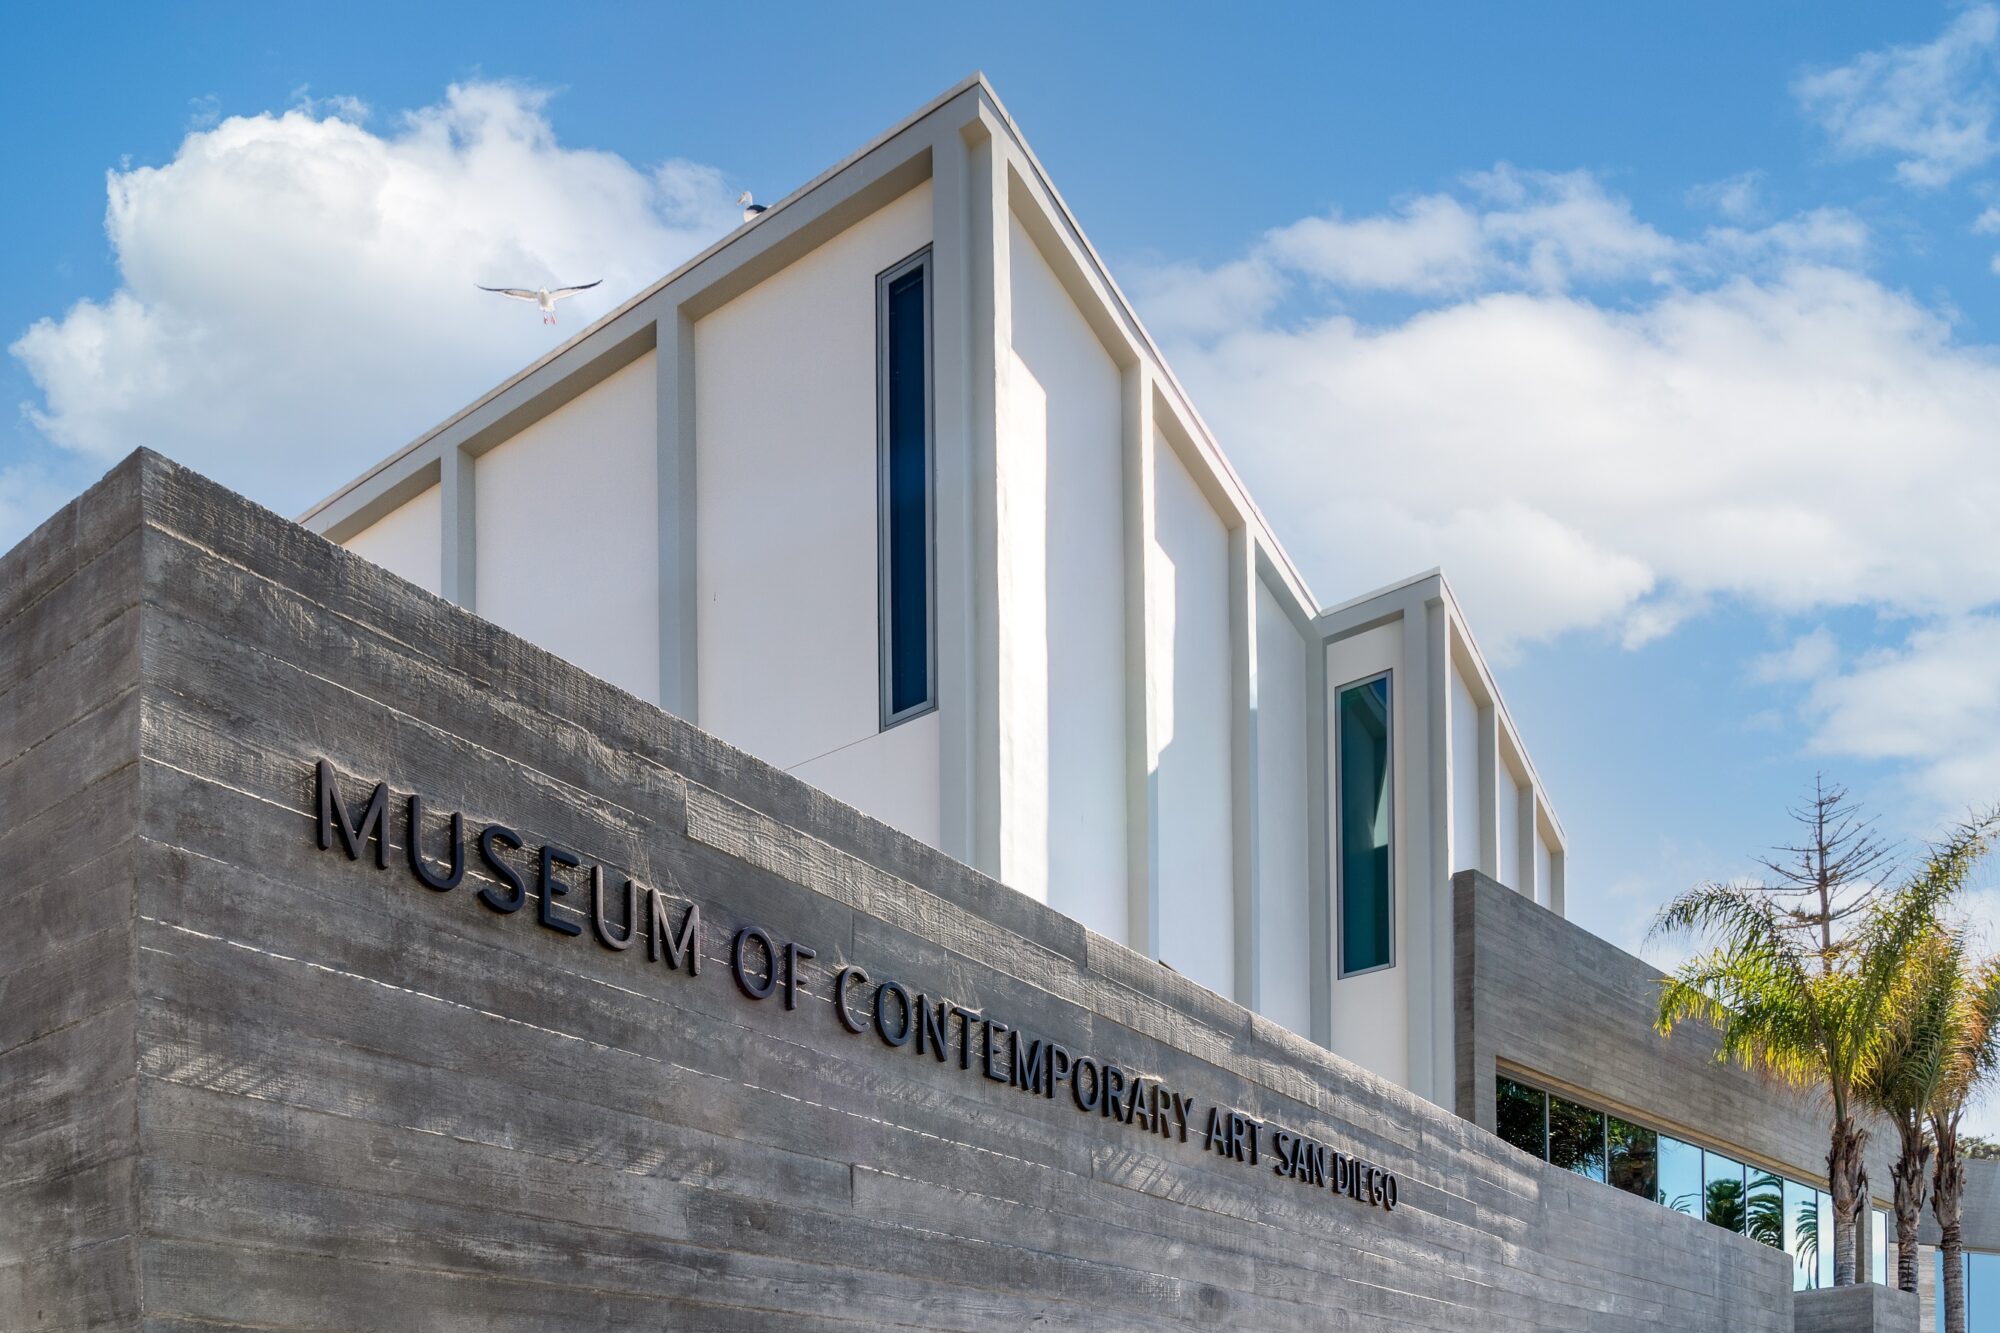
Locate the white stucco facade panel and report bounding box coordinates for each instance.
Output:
[1535,827,1553,908]
[693,181,932,782]
[1149,434,1234,999]
[1325,621,1407,1087]
[1003,210,1127,930]
[473,351,659,701]
[1253,578,1310,1037]
[789,711,941,848]
[1496,769,1523,894]
[1449,666,1480,876]
[343,483,441,597]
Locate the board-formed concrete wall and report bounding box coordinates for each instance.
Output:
[4,450,1793,1329]
[1453,869,1898,1200]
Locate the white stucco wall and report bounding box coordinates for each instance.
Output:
[1149,434,1234,999]
[473,351,659,701]
[342,483,441,597]
[1254,579,1310,1036]
[1449,666,1480,876]
[1535,828,1553,908]
[1326,621,1407,1086]
[1496,767,1523,894]
[692,182,937,845]
[1001,210,1127,930]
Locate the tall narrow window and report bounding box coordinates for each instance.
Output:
[878,249,934,726]
[1337,674,1392,974]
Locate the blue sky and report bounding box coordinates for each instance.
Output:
[11,1,2000,970]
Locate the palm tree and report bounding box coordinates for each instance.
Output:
[1858,921,1959,1291]
[1653,826,1977,1285]
[1928,947,2000,1333]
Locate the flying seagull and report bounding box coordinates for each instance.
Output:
[477,279,603,325]
[738,190,767,222]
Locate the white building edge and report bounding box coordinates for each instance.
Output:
[302,73,1566,1106]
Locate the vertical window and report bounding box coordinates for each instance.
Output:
[1548,1096,1606,1182]
[878,249,934,726]
[1748,1171,1784,1250]
[1817,1191,1835,1289]
[1495,1077,1546,1159]
[1871,1208,1888,1286]
[1607,1117,1658,1202]
[1705,1151,1746,1232]
[1658,1136,1703,1216]
[1784,1177,1820,1290]
[1337,674,1392,974]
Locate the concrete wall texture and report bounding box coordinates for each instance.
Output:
[3,450,1792,1329]
[1453,868,1898,1201]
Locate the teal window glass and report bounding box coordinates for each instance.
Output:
[1659,1136,1703,1216]
[1338,675,1393,973]
[1747,1171,1784,1249]
[1548,1096,1606,1182]
[1495,1077,1546,1159]
[1705,1151,1746,1232]
[1607,1117,1658,1202]
[878,251,934,725]
[1784,1177,1820,1290]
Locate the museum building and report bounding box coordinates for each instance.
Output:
[6,74,1996,1329]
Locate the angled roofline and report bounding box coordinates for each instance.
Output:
[296,73,1319,612]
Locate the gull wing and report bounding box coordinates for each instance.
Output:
[547,279,604,300]
[477,286,541,301]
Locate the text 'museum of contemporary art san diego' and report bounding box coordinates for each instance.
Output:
[6,75,1997,1331]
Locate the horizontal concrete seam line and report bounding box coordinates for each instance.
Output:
[138,1155,1221,1321]
[0,993,134,1071]
[0,1141,139,1196]
[0,527,141,642]
[138,828,740,992]
[0,834,139,914]
[0,681,138,781]
[0,599,138,716]
[145,520,472,674]
[138,1230,953,1330]
[145,655,663,830]
[133,909,1064,1179]
[0,1230,137,1276]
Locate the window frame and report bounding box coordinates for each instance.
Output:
[1335,670,1396,977]
[875,246,938,730]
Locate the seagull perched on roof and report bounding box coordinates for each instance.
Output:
[738,190,767,222]
[477,279,603,325]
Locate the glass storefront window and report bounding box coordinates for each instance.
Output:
[1659,1135,1703,1217]
[1783,1177,1819,1290]
[1747,1171,1783,1249]
[1607,1117,1658,1202]
[1817,1191,1835,1289]
[1548,1096,1606,1182]
[1495,1077,1545,1159]
[1705,1151,1747,1232]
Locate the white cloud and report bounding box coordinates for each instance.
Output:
[1688,170,1766,222]
[1751,627,1840,683]
[10,81,739,514]
[1802,614,2000,813]
[1793,5,2000,188]
[1145,246,2000,658]
[0,464,77,555]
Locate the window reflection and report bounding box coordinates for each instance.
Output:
[1817,1191,1835,1289]
[1608,1118,1658,1202]
[1704,1151,1746,1232]
[1783,1177,1819,1290]
[1748,1171,1783,1249]
[1548,1096,1606,1182]
[1659,1136,1703,1217]
[1495,1077,1545,1159]
[1871,1208,1888,1287]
